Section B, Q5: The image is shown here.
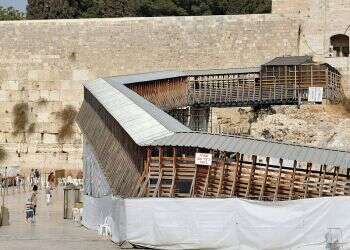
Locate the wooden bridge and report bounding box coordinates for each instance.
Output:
[127,56,343,111]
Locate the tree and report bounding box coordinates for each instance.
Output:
[0,6,25,20]
[27,0,80,19]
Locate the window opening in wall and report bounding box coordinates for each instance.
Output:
[176,179,192,193]
[330,34,349,57]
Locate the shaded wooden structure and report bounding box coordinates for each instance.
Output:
[77,59,350,201]
[260,56,343,102]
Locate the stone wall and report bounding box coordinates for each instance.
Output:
[273,0,350,96]
[0,15,298,172]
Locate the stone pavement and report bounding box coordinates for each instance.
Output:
[0,188,119,250]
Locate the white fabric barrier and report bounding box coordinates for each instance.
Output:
[83,196,350,249]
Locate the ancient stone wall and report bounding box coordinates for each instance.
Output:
[0,15,298,172]
[273,0,350,95]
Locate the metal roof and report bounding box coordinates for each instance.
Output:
[105,67,261,86]
[149,132,350,168]
[84,78,190,145]
[105,71,187,85]
[186,67,261,76]
[263,56,314,66]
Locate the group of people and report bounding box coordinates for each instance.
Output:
[25,171,56,224]
[29,169,41,187]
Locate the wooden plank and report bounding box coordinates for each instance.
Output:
[153,147,163,198]
[245,155,257,198]
[288,160,297,200]
[273,159,283,201]
[259,157,270,200]
[170,147,177,197]
[318,165,326,197]
[303,163,313,199]
[216,153,226,197]
[229,153,240,197]
[331,167,339,197]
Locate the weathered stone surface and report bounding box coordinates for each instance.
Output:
[0,0,349,172]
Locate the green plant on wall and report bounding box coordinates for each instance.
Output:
[0,146,6,163]
[12,102,29,134]
[57,105,77,142]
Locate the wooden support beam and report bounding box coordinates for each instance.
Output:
[153,147,163,198]
[332,167,339,197]
[229,153,240,197]
[303,163,312,199]
[318,165,327,197]
[259,157,270,201]
[273,159,283,201]
[288,160,297,200]
[202,166,211,198]
[216,153,226,197]
[137,147,152,197]
[170,147,177,197]
[245,155,257,198]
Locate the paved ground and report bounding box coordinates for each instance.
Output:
[0,187,120,250]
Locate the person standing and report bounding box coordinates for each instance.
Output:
[31,185,38,217]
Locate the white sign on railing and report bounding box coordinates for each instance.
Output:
[195,153,213,166]
[308,87,323,102]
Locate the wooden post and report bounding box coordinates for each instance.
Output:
[245,155,257,198]
[318,165,327,197]
[170,147,177,197]
[273,159,283,201]
[216,153,226,197]
[303,163,312,199]
[331,167,339,197]
[288,160,297,200]
[153,147,163,197]
[259,157,270,200]
[230,153,240,197]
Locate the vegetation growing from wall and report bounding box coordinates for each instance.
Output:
[13,103,29,134]
[0,146,6,162]
[0,6,25,20]
[26,0,271,19]
[57,105,77,142]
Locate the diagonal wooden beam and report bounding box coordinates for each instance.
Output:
[245,155,257,198]
[318,165,327,197]
[303,163,312,199]
[331,166,339,197]
[288,160,297,200]
[153,147,163,198]
[170,147,177,197]
[230,153,240,197]
[259,157,270,201]
[273,159,283,201]
[216,153,226,197]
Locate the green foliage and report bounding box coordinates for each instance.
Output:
[0,6,25,20]
[0,146,6,162]
[57,105,77,142]
[26,0,271,19]
[13,103,29,134]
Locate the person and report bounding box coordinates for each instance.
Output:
[25,198,34,223]
[31,185,38,217]
[48,172,55,188]
[15,174,21,187]
[45,185,52,205]
[30,169,35,187]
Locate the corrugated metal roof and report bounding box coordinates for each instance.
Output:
[149,132,350,168]
[105,67,261,86]
[186,67,261,76]
[105,71,187,85]
[84,78,190,145]
[263,56,314,66]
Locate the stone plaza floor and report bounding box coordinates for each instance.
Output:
[0,187,119,250]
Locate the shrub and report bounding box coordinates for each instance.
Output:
[13,102,29,133]
[343,97,350,113]
[57,105,77,142]
[0,146,6,162]
[28,123,36,134]
[37,97,48,106]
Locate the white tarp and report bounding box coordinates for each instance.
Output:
[308,87,324,102]
[83,196,350,249]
